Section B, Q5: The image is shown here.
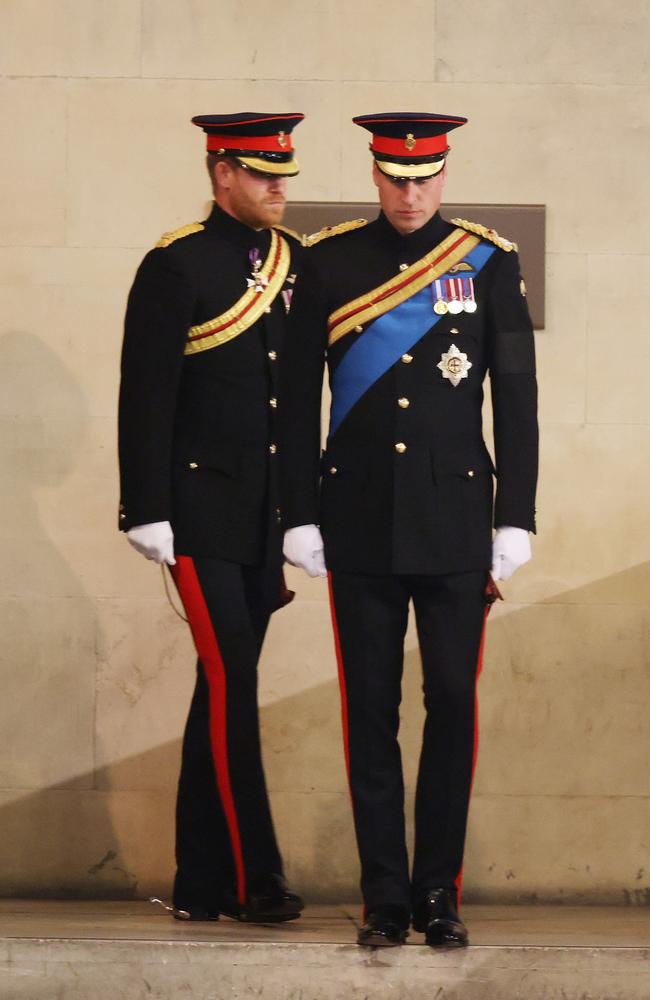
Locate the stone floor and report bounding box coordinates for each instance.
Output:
[1,900,649,999]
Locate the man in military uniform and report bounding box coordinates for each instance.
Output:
[118,112,305,923]
[280,113,538,947]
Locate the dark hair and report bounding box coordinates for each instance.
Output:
[206,153,240,194]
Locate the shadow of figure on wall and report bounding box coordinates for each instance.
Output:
[0,330,135,897]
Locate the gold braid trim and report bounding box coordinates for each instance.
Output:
[305,218,368,247]
[184,231,290,355]
[451,218,517,252]
[155,222,205,248]
[273,224,304,245]
[327,229,480,346]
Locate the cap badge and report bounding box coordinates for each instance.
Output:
[277,131,287,148]
[405,133,416,151]
[437,343,473,387]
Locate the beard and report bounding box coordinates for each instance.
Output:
[231,189,286,230]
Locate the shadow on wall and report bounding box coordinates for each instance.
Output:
[0,331,128,897]
[0,548,648,902]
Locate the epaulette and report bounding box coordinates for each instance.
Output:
[451,218,517,253]
[305,218,368,247]
[155,222,205,249]
[273,224,305,246]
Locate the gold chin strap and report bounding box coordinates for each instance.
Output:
[375,158,445,180]
[236,154,300,177]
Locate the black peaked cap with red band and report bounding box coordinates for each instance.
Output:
[353,112,467,180]
[192,112,305,176]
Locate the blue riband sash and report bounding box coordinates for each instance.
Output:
[328,242,495,437]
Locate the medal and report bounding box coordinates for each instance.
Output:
[437,343,473,387]
[246,248,269,293]
[447,278,463,314]
[462,277,477,313]
[433,279,448,314]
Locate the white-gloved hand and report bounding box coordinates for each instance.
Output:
[127,520,176,565]
[491,526,531,582]
[283,524,327,578]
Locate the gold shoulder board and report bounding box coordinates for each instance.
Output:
[155,222,205,249]
[273,224,304,245]
[305,218,368,247]
[451,217,517,253]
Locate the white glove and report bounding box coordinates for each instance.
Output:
[127,520,176,565]
[491,526,531,582]
[283,524,327,578]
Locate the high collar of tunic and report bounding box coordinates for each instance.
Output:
[205,202,272,254]
[376,209,450,257]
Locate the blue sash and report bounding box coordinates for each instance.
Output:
[328,242,495,438]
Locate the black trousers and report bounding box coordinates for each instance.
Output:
[328,569,488,914]
[170,555,283,907]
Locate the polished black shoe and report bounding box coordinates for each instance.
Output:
[412,888,468,947]
[357,905,410,948]
[221,873,304,923]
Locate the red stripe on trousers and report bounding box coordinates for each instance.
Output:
[327,572,352,790]
[455,602,491,903]
[171,556,247,905]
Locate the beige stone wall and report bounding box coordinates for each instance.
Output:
[1,1,648,903]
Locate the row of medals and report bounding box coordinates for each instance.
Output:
[432,276,477,315]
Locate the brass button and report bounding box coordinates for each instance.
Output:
[329,466,338,475]
[269,397,277,408]
[395,442,407,454]
[401,353,413,364]
[189,462,198,469]
[354,325,363,333]
[450,327,460,335]
[398,397,410,409]
[268,350,277,361]
[119,513,126,521]
[468,469,475,477]
[269,444,277,455]
[399,263,408,272]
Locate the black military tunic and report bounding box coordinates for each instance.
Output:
[279,209,538,914]
[119,203,302,910]
[280,210,537,570]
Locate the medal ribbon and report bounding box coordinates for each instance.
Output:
[328,240,495,438]
[184,230,290,355]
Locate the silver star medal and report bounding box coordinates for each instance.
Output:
[437,343,472,387]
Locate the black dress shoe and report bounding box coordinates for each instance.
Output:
[412,888,468,947]
[357,905,410,948]
[221,873,304,923]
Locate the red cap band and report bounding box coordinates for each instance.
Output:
[206,132,293,153]
[371,134,448,157]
